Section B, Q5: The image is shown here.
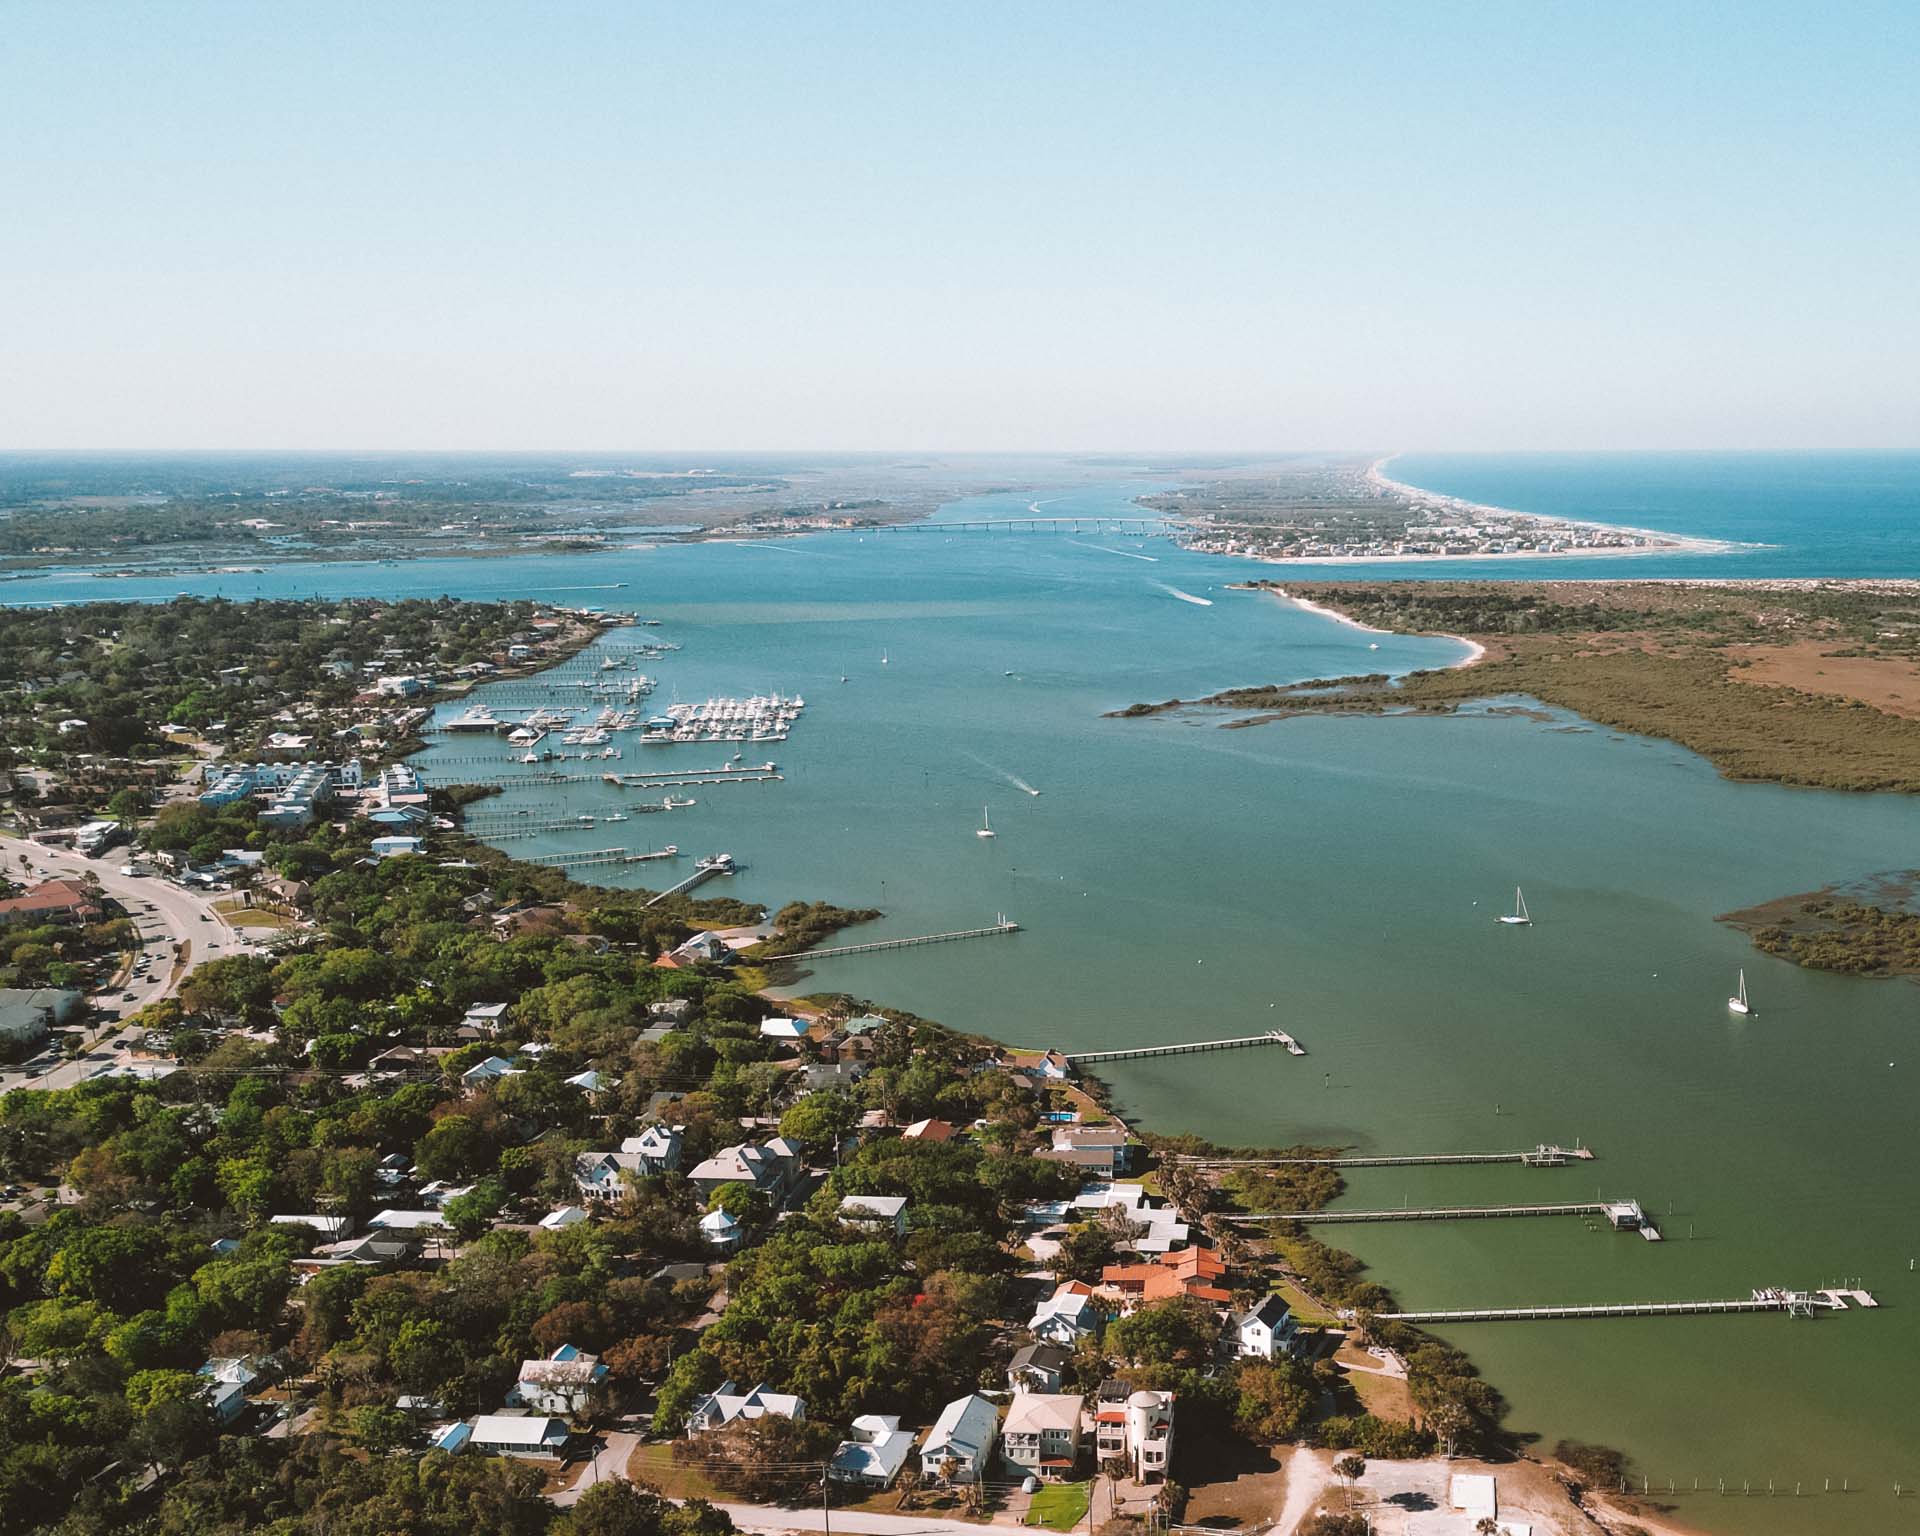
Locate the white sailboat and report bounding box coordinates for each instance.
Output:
[881,650,889,665]
[1497,887,1531,926]
[976,806,996,840]
[1728,969,1754,1016]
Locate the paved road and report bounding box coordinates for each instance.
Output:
[553,1431,642,1507]
[0,833,256,1092]
[718,1504,1028,1536]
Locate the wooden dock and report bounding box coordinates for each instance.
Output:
[642,857,737,909]
[1232,1198,1654,1229]
[792,920,1021,959]
[1381,1288,1846,1323]
[520,846,679,869]
[1065,1030,1299,1066]
[1177,1144,1594,1169]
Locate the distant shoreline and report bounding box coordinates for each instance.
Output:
[1364,452,1735,560]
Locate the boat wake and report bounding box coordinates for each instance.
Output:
[963,750,1042,797]
[1151,580,1213,606]
[1071,541,1158,562]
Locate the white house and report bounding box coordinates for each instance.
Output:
[575,1125,685,1203]
[699,1208,743,1252]
[468,1414,570,1456]
[1234,1295,1299,1360]
[830,1413,916,1489]
[197,1357,260,1425]
[269,1213,353,1242]
[758,1016,809,1042]
[838,1194,908,1237]
[999,1392,1084,1481]
[920,1393,999,1485]
[1095,1382,1175,1482]
[539,1205,588,1230]
[510,1344,608,1417]
[686,1380,806,1435]
[1027,1281,1100,1346]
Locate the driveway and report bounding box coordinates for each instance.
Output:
[553,1431,642,1507]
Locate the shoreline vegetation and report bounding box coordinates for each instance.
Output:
[1720,875,1920,977]
[1111,578,1920,794]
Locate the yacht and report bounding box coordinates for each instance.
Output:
[976,807,996,840]
[1728,970,1754,1016]
[1497,888,1531,926]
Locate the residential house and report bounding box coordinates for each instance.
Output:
[1036,1051,1073,1080]
[838,1194,908,1237]
[1100,1247,1231,1309]
[368,1045,425,1074]
[1008,1342,1073,1394]
[1048,1125,1134,1176]
[461,1055,520,1087]
[197,1357,260,1425]
[269,1213,354,1243]
[686,1380,806,1435]
[830,1414,916,1489]
[539,1205,587,1230]
[920,1393,999,1485]
[902,1118,954,1142]
[686,1137,804,1203]
[1094,1381,1175,1483]
[1027,1281,1100,1347]
[999,1392,1084,1481]
[664,931,733,967]
[510,1345,608,1417]
[574,1125,685,1204]
[468,1414,570,1456]
[1234,1295,1299,1360]
[699,1208,743,1252]
[758,1016,809,1043]
[462,1002,510,1035]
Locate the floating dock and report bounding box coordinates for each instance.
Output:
[1066,1029,1301,1065]
[794,920,1022,959]
[1177,1144,1594,1169]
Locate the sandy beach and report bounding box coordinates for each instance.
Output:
[1261,585,1488,669]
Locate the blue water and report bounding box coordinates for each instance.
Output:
[1389,451,1920,580]
[5,457,1920,1530]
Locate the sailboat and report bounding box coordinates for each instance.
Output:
[1728,969,1754,1016]
[976,807,996,840]
[1497,888,1531,926]
[881,650,889,665]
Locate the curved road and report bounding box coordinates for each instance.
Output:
[0,832,259,1092]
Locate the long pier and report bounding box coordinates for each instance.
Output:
[1381,1290,1841,1323]
[1066,1030,1300,1065]
[1232,1199,1652,1228]
[643,857,738,909]
[792,920,1022,960]
[1178,1144,1594,1169]
[435,769,779,789]
[521,846,680,869]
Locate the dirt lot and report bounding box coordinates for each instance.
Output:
[1729,639,1920,717]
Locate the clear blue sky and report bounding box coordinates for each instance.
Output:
[4,2,1916,450]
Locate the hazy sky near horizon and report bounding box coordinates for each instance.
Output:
[5,2,1917,452]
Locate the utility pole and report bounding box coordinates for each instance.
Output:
[822,1462,830,1536]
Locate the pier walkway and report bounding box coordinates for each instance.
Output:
[1233,1198,1654,1230]
[1065,1030,1301,1065]
[1381,1288,1844,1323]
[521,846,679,870]
[642,856,738,909]
[1177,1144,1593,1169]
[793,920,1021,959]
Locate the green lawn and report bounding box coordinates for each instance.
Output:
[1024,1481,1091,1530]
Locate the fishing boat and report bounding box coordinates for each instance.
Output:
[976,807,996,840]
[1497,888,1531,926]
[1728,969,1754,1016]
